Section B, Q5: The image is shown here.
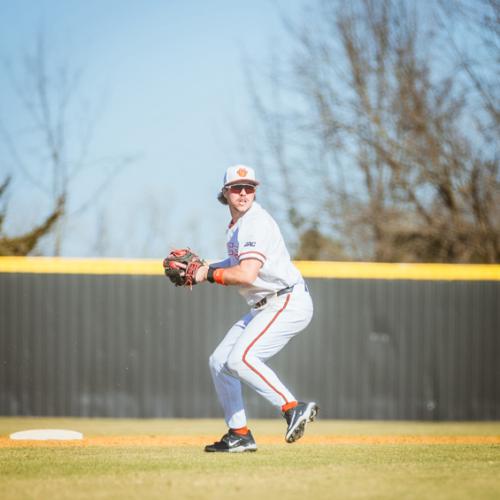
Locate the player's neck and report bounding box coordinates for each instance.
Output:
[229,209,243,226]
[228,203,252,224]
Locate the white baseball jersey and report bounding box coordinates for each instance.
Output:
[222,202,303,307]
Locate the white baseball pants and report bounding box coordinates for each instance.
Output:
[208,283,313,429]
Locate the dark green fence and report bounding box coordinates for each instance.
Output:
[0,262,498,420]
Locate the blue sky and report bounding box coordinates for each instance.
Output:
[0,0,304,259]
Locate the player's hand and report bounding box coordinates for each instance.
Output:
[195,265,209,284]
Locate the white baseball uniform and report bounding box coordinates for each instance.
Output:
[209,202,313,429]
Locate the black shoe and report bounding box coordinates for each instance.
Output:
[204,429,257,453]
[283,402,318,443]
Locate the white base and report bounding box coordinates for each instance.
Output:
[9,429,83,440]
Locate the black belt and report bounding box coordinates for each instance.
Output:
[254,285,295,309]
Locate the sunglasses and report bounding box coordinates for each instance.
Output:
[227,184,256,194]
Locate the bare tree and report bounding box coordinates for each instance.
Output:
[0,30,134,256]
[0,175,64,256]
[247,0,499,262]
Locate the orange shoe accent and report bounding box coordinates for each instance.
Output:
[281,401,298,413]
[232,426,249,436]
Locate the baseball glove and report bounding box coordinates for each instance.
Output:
[162,248,205,288]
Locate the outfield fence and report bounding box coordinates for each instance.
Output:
[0,258,499,420]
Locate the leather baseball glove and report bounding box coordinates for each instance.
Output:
[162,248,206,288]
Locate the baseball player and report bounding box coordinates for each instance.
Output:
[194,165,318,453]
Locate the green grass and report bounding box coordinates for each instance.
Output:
[1,418,499,500]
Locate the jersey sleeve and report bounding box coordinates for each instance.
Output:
[208,257,232,269]
[237,217,269,266]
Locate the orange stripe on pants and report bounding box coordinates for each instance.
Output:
[242,294,291,404]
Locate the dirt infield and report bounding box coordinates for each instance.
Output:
[1,434,499,448]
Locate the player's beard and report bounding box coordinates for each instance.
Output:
[229,194,254,219]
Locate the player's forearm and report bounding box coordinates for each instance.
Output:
[206,260,261,286]
[214,265,255,286]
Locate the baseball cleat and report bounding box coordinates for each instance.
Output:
[204,429,257,453]
[283,402,319,443]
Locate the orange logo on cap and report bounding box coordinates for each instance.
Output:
[237,167,248,177]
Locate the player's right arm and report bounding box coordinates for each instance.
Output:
[211,258,262,286]
[196,258,261,286]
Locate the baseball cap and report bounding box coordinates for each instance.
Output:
[223,165,260,187]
